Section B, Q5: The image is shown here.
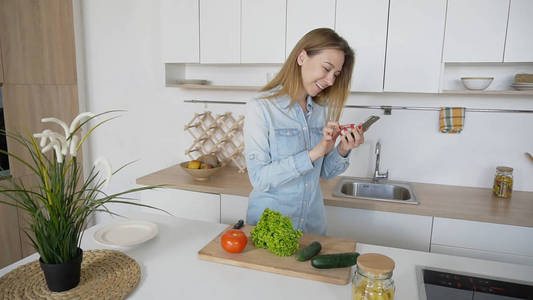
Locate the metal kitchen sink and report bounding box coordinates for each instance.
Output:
[332,176,419,205]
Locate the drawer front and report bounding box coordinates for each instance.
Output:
[220,194,249,225]
[432,217,533,257]
[140,189,220,223]
[326,206,432,251]
[431,244,533,266]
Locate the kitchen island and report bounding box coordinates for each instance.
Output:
[1,212,532,299]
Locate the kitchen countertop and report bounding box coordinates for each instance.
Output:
[2,212,532,299]
[137,165,533,228]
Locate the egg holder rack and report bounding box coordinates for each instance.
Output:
[184,111,247,173]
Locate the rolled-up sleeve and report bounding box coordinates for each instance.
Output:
[244,100,313,192]
[320,145,350,180]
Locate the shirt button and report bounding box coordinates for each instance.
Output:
[303,127,307,131]
[303,201,307,206]
[305,183,309,187]
[300,218,304,223]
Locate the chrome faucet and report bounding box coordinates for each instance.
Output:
[373,141,389,182]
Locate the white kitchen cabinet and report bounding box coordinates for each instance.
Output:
[241,0,286,64]
[443,0,509,63]
[325,206,433,252]
[139,189,220,223]
[430,244,533,266]
[431,217,533,266]
[286,0,335,58]
[504,0,533,62]
[335,0,389,92]
[220,194,249,225]
[384,0,447,93]
[160,0,199,63]
[200,0,240,63]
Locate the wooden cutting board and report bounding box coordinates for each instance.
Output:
[198,225,357,285]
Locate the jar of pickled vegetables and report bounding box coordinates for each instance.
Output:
[352,253,395,300]
[492,166,513,199]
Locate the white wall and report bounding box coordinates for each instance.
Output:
[79,1,533,223]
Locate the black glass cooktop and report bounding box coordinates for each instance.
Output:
[417,267,533,300]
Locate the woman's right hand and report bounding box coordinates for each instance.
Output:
[309,121,340,162]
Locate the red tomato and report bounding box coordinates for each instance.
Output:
[221,229,248,253]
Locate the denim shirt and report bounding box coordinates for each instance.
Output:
[244,92,350,235]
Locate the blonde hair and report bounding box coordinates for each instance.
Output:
[262,28,354,121]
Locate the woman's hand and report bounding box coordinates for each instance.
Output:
[309,121,341,162]
[338,125,364,157]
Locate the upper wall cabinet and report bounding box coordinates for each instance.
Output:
[336,0,389,92]
[200,0,240,63]
[286,0,335,58]
[384,0,447,93]
[443,0,509,63]
[0,0,77,84]
[504,0,533,62]
[241,0,286,63]
[160,0,199,63]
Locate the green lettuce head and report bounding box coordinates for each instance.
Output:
[250,208,303,256]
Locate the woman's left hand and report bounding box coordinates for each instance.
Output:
[338,125,364,157]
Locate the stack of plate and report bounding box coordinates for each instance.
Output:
[512,74,533,90]
[511,82,533,91]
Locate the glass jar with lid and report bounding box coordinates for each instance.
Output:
[352,253,395,300]
[492,166,513,198]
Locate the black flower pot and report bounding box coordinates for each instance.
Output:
[39,248,83,292]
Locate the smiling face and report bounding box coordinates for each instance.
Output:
[297,48,345,97]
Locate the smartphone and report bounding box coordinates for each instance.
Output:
[339,115,380,138]
[361,115,380,132]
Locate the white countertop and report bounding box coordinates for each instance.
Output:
[2,212,532,299]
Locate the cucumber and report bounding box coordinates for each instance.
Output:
[295,241,322,261]
[311,252,360,269]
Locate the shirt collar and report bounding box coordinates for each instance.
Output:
[305,95,314,114]
[277,95,314,112]
[278,96,292,109]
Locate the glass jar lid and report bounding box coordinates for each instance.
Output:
[496,166,513,173]
[357,253,395,276]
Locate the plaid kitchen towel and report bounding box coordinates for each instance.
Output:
[439,107,465,133]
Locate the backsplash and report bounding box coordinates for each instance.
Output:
[176,88,533,192]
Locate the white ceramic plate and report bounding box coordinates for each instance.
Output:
[175,79,210,85]
[512,84,533,90]
[93,220,159,247]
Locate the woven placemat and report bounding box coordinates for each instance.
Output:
[0,250,141,300]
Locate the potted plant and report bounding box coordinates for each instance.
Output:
[0,111,163,292]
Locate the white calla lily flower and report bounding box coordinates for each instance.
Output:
[69,135,79,157]
[41,117,70,138]
[36,111,97,161]
[69,112,95,134]
[34,129,53,147]
[49,132,69,156]
[52,142,63,163]
[94,157,112,187]
[34,130,69,162]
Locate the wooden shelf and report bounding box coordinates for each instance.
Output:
[166,84,533,96]
[442,89,533,95]
[166,83,262,91]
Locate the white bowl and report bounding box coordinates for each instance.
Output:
[461,77,494,90]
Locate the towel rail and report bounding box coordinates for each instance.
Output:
[183,99,533,115]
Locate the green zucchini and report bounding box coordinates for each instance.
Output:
[295,241,322,261]
[311,252,360,269]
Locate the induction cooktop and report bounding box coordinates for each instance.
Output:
[416,266,533,300]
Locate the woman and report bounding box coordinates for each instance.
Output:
[244,28,363,235]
